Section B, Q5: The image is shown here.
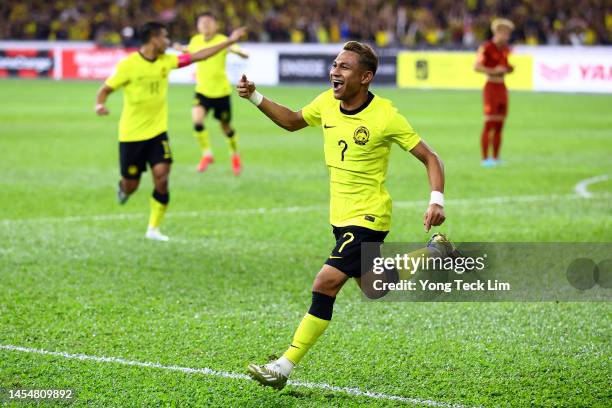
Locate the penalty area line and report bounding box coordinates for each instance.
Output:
[574,174,610,198]
[0,344,475,408]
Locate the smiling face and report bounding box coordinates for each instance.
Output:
[329,50,373,101]
[198,15,217,38]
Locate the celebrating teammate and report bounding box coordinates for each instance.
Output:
[238,41,447,389]
[175,12,249,175]
[95,22,246,241]
[474,18,515,167]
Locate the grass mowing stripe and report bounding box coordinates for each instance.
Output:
[1,192,608,226]
[0,344,477,408]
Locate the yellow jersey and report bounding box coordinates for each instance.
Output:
[188,33,235,98]
[301,89,421,231]
[105,52,179,142]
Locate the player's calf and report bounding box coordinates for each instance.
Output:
[248,289,337,389]
[117,178,139,204]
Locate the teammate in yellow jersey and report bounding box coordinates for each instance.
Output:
[238,41,448,388]
[95,21,246,241]
[175,12,249,175]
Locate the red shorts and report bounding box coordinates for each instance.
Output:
[483,81,508,116]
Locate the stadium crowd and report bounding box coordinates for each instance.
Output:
[1,0,610,47]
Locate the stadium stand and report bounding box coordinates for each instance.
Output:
[1,0,610,47]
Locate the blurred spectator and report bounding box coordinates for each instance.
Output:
[0,0,610,46]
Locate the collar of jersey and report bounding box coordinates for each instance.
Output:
[138,51,157,63]
[339,91,375,115]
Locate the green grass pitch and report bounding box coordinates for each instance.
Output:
[0,79,611,407]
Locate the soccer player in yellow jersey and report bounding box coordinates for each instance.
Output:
[177,12,249,175]
[238,41,447,388]
[95,22,246,241]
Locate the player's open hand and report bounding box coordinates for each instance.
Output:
[95,104,109,116]
[229,27,247,43]
[423,204,445,232]
[237,74,256,98]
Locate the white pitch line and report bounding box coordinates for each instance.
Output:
[1,192,605,226]
[574,174,610,198]
[0,344,475,408]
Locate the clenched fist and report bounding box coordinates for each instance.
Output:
[237,74,256,99]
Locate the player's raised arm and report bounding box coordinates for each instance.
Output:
[409,141,446,232]
[230,46,249,59]
[187,27,247,63]
[95,84,114,116]
[172,42,188,53]
[236,74,307,132]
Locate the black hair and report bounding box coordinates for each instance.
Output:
[343,41,378,75]
[140,21,167,43]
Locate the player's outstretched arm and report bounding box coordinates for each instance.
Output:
[409,141,446,232]
[230,47,249,59]
[236,74,307,132]
[188,27,247,63]
[95,84,113,116]
[172,42,188,53]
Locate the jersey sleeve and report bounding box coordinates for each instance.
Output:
[165,53,179,70]
[105,59,129,90]
[187,36,198,53]
[385,110,421,151]
[301,91,327,127]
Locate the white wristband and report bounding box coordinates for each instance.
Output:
[95,103,104,111]
[429,191,444,207]
[248,90,264,106]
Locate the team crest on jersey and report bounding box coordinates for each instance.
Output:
[353,126,370,145]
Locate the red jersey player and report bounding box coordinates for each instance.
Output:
[474,18,515,167]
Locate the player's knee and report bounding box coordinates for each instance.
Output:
[123,178,140,194]
[153,173,168,193]
[194,123,204,132]
[312,272,341,295]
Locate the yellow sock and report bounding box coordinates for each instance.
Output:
[193,129,210,154]
[226,132,238,154]
[148,196,168,228]
[282,313,330,365]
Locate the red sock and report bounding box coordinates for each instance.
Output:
[480,120,495,159]
[492,120,505,159]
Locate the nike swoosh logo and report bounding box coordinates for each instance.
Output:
[290,344,300,349]
[324,124,336,129]
[328,255,342,259]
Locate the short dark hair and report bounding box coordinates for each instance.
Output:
[197,12,216,21]
[140,22,167,43]
[343,41,378,75]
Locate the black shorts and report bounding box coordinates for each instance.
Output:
[194,93,231,122]
[325,225,389,278]
[119,132,172,179]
